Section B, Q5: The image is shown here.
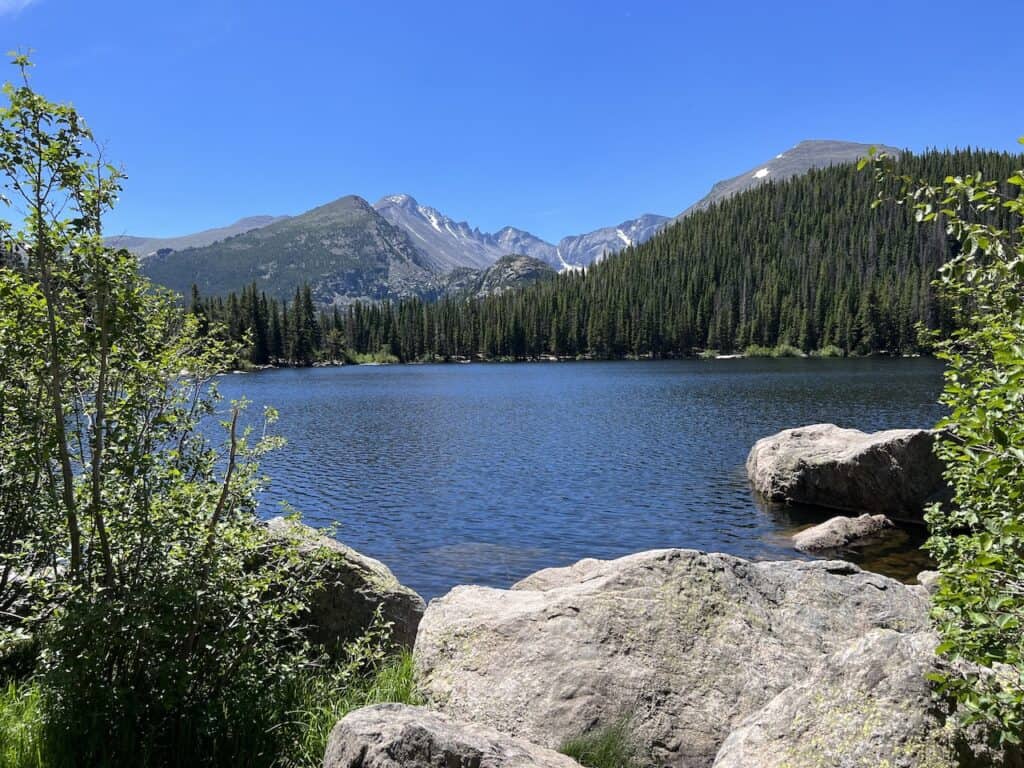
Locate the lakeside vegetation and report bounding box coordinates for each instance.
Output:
[0,56,418,767]
[871,146,1024,745]
[1,651,421,768]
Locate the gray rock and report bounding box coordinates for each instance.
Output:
[323,703,581,768]
[414,549,931,767]
[916,570,941,595]
[747,424,948,519]
[266,517,424,651]
[712,629,956,768]
[791,513,894,552]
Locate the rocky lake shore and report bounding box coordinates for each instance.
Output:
[282,424,1020,767]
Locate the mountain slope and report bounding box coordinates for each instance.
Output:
[374,194,562,269]
[680,139,900,217]
[556,213,670,266]
[141,196,437,304]
[374,193,667,270]
[440,254,557,298]
[107,215,288,257]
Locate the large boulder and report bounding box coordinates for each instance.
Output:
[791,512,894,553]
[712,629,955,768]
[414,549,935,768]
[323,703,581,768]
[266,517,424,651]
[746,424,948,519]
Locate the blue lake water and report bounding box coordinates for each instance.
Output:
[217,358,945,600]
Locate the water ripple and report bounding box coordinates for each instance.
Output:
[219,358,945,599]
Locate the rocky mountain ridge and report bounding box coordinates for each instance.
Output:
[108,215,290,258]
[132,139,890,304]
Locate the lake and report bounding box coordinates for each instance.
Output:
[218,358,946,600]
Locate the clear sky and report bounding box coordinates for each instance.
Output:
[3,0,1023,242]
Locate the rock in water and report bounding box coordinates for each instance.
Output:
[414,549,935,767]
[323,703,582,768]
[791,513,894,552]
[266,517,424,651]
[746,424,947,519]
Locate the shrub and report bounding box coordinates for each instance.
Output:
[813,344,846,358]
[743,343,806,358]
[0,639,420,768]
[0,55,327,767]
[867,144,1024,745]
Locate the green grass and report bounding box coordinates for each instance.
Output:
[1,680,47,768]
[276,651,421,768]
[0,651,420,768]
[560,720,640,768]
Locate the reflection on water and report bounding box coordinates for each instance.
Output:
[218,358,945,600]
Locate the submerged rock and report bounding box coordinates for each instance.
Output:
[323,703,581,768]
[414,548,934,767]
[791,513,894,552]
[266,517,424,651]
[746,424,948,519]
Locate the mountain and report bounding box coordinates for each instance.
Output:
[440,254,557,298]
[107,215,288,257]
[555,213,670,266]
[374,193,666,270]
[679,139,900,217]
[490,227,560,267]
[141,196,438,305]
[137,139,904,305]
[373,194,561,269]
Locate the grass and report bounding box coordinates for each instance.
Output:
[1,680,47,768]
[277,651,421,768]
[560,720,640,768]
[0,651,421,768]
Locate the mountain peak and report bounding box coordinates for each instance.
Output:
[377,193,419,209]
[309,194,374,216]
[680,139,900,218]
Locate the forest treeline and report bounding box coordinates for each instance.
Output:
[193,148,1023,365]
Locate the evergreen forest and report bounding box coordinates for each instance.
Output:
[193,148,1023,365]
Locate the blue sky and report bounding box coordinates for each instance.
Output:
[3,0,1023,242]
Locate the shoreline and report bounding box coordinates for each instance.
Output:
[228,350,932,373]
